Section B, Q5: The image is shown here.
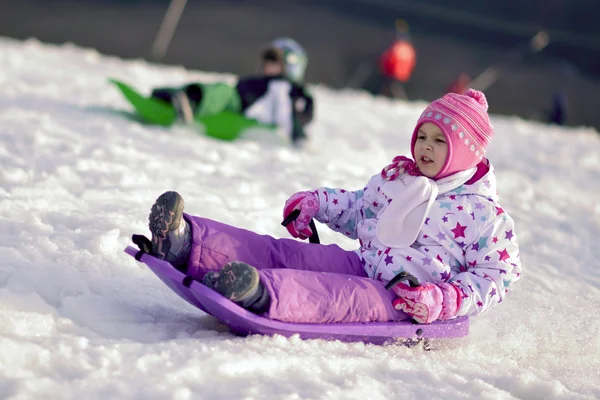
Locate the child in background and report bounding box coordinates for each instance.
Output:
[150,37,314,146]
[139,89,521,325]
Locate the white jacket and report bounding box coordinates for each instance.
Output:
[314,162,522,317]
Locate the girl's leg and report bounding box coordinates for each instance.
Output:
[259,268,405,323]
[185,214,364,280]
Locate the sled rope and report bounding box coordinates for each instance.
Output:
[281,209,320,244]
[384,271,420,290]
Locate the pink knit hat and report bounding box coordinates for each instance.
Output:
[410,89,494,179]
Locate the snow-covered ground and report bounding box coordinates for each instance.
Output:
[1,37,599,400]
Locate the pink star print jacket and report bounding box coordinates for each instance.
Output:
[313,162,522,318]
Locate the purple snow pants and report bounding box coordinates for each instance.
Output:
[184,214,405,324]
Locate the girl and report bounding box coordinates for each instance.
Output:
[143,89,521,324]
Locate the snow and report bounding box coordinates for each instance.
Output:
[1,36,599,400]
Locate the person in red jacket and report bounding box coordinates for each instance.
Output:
[378,19,417,99]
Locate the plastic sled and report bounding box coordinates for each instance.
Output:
[125,246,469,347]
[109,78,275,141]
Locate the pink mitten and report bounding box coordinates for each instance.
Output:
[392,282,462,324]
[283,191,319,239]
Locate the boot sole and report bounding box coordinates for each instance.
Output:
[214,262,260,303]
[149,191,184,259]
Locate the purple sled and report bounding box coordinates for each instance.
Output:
[126,246,469,345]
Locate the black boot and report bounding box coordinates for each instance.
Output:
[205,262,271,313]
[148,191,191,271]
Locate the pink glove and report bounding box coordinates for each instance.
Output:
[283,191,319,240]
[392,282,462,324]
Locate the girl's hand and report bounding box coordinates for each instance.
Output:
[282,191,319,240]
[392,281,462,323]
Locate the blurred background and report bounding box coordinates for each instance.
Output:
[1,0,599,130]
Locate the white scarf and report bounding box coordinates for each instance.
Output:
[376,167,477,248]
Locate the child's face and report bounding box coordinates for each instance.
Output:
[262,61,284,76]
[413,122,448,178]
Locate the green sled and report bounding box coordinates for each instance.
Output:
[109,78,275,141]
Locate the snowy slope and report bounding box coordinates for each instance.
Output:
[1,37,599,400]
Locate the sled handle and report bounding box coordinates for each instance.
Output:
[384,271,420,290]
[281,209,320,244]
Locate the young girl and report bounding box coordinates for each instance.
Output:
[142,89,521,324]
